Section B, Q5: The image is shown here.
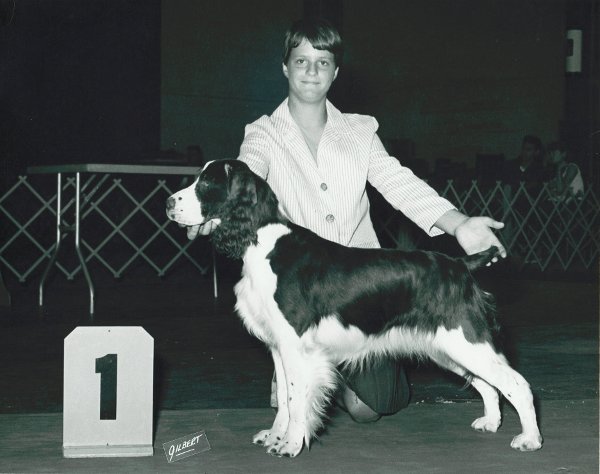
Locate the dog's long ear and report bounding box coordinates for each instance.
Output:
[211,165,259,259]
[225,163,257,204]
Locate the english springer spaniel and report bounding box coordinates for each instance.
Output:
[166,159,543,458]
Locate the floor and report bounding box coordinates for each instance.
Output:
[0,263,598,472]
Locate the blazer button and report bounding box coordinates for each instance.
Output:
[320,183,328,191]
[326,214,335,223]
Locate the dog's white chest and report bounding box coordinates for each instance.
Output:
[234,224,291,344]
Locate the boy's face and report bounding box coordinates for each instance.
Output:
[547,149,566,165]
[283,39,338,104]
[521,142,540,163]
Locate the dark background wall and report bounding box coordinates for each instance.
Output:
[339,0,566,167]
[1,0,598,184]
[160,0,301,161]
[0,0,161,178]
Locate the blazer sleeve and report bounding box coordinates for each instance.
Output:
[365,117,456,236]
[238,117,271,180]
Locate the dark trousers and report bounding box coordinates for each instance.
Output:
[342,358,410,415]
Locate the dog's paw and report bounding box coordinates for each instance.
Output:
[471,416,501,433]
[266,435,303,458]
[510,432,543,452]
[252,429,272,446]
[253,428,288,447]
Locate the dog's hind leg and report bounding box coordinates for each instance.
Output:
[430,354,501,433]
[434,327,542,451]
[253,348,290,447]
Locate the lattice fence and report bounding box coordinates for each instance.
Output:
[0,175,598,285]
[0,173,212,283]
[444,181,598,271]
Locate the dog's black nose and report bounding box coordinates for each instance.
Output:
[166,196,176,210]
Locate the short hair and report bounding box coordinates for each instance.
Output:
[282,18,343,66]
[522,135,543,151]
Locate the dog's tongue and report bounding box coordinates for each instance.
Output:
[186,225,200,240]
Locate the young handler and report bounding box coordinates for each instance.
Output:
[186,18,506,422]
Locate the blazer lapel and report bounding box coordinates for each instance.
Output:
[271,99,320,170]
[319,100,344,151]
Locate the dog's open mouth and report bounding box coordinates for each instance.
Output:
[166,210,203,226]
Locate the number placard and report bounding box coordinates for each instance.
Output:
[63,327,154,458]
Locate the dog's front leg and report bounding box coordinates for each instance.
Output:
[253,349,289,447]
[266,345,306,458]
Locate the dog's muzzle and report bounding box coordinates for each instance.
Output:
[165,178,204,226]
[165,195,182,222]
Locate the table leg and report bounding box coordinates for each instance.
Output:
[74,173,95,316]
[212,245,218,299]
[39,173,63,309]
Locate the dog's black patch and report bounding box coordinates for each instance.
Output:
[268,223,496,343]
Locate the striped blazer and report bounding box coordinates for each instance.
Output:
[239,99,455,249]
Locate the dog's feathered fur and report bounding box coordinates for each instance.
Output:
[166,159,543,458]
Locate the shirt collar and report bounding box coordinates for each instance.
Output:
[271,98,352,139]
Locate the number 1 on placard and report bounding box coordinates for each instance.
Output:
[64,327,153,457]
[95,354,117,420]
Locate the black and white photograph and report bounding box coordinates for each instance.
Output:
[0,0,598,472]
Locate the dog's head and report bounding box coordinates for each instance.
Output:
[166,160,280,259]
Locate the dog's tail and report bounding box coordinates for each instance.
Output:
[461,246,500,271]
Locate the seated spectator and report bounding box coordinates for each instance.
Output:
[500,135,545,250]
[545,141,584,202]
[502,135,545,191]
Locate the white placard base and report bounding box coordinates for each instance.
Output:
[63,444,154,458]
